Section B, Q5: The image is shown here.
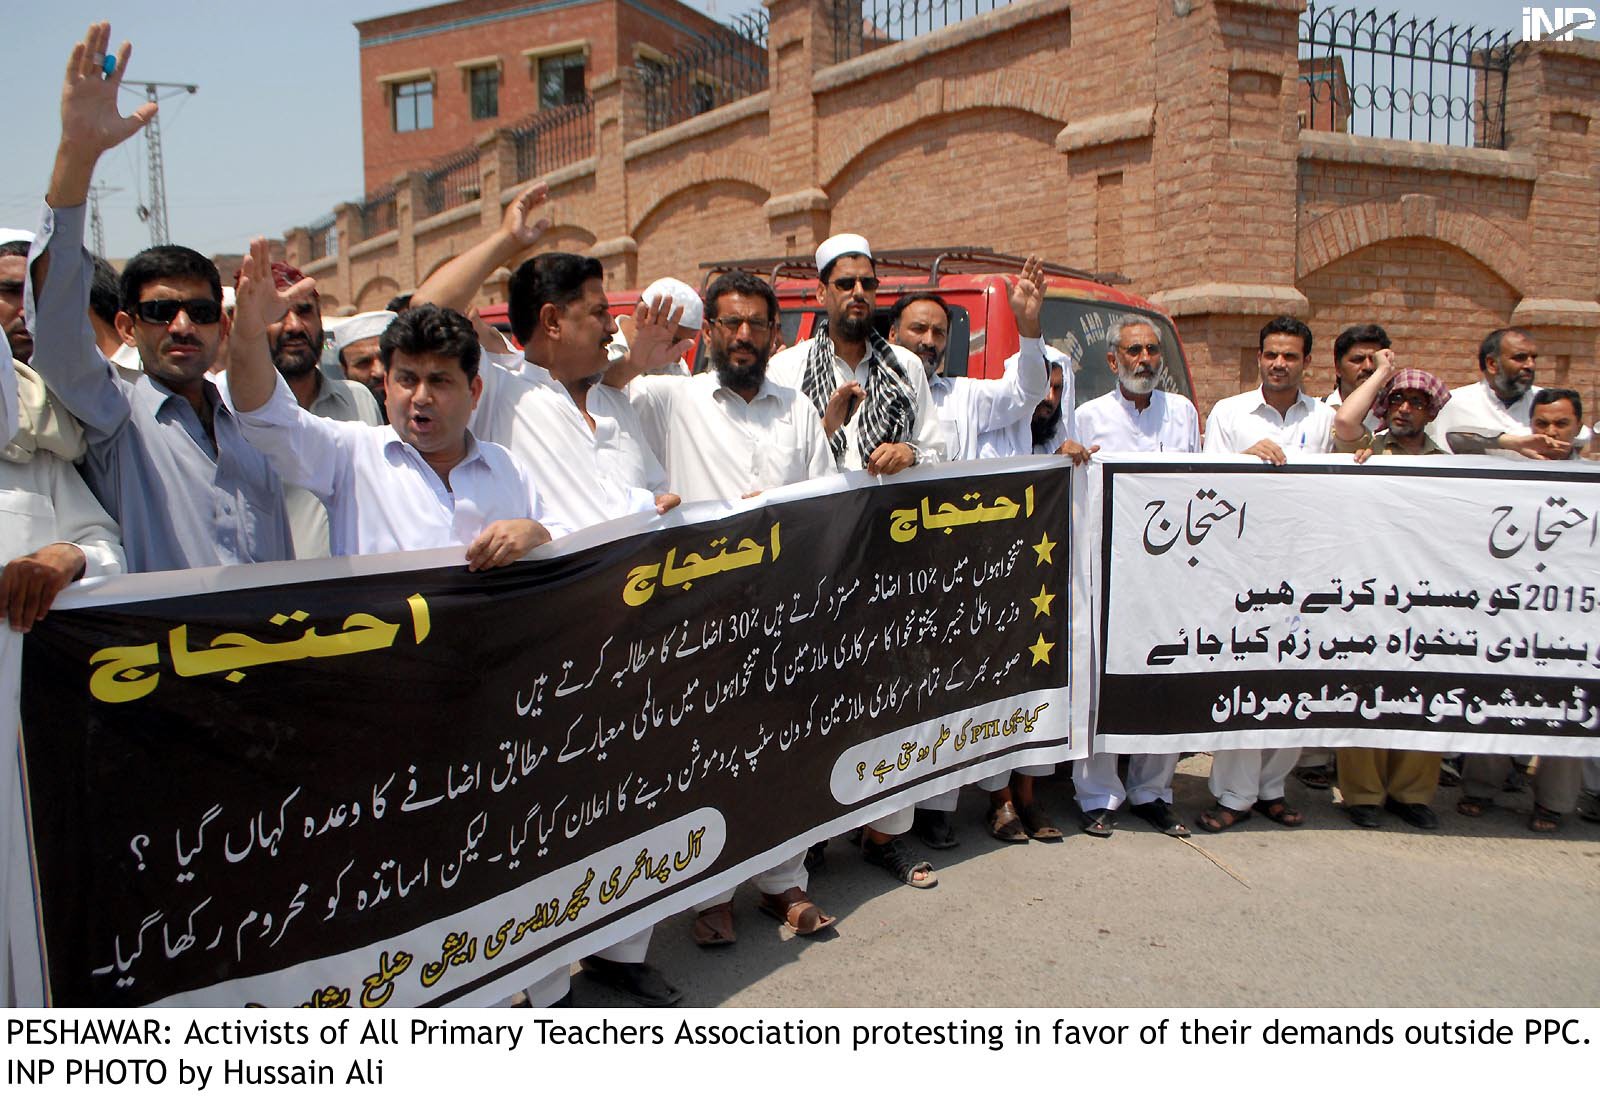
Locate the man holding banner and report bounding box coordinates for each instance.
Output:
[1198,316,1331,831]
[1069,314,1199,838]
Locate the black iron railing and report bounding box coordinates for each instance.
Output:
[355,186,398,243]
[305,213,337,262]
[1298,4,1516,149]
[831,0,1013,64]
[509,96,595,182]
[640,9,769,134]
[420,146,482,217]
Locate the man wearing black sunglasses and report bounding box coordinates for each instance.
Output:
[25,22,292,571]
[768,233,946,477]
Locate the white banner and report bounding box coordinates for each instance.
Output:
[1079,454,1600,755]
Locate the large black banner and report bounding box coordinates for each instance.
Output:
[6,459,1075,1007]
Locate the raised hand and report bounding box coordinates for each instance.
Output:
[501,181,551,248]
[50,24,157,207]
[1006,255,1048,340]
[628,296,696,372]
[232,237,314,343]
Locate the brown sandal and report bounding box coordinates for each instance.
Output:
[1252,798,1304,827]
[1198,803,1251,832]
[1456,796,1489,817]
[1529,804,1563,833]
[987,800,1030,842]
[757,888,835,936]
[691,902,736,947]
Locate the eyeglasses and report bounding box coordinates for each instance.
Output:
[1120,343,1162,357]
[134,298,223,325]
[1388,393,1433,410]
[830,276,880,293]
[712,315,773,335]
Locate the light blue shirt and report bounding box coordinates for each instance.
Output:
[25,204,292,572]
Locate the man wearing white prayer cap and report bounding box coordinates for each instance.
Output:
[608,276,702,376]
[333,310,396,408]
[768,231,947,887]
[1,234,35,364]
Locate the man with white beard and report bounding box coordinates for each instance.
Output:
[1068,315,1199,837]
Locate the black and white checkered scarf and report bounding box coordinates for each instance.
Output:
[800,315,915,465]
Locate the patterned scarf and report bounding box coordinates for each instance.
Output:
[800,314,915,465]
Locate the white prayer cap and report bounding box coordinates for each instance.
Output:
[0,228,34,246]
[815,233,872,276]
[1043,344,1074,370]
[641,277,703,330]
[221,286,237,313]
[333,310,397,355]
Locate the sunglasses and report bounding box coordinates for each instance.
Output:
[830,276,880,293]
[134,298,224,325]
[1120,343,1162,357]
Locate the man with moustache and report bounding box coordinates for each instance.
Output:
[768,233,945,475]
[256,261,383,558]
[1321,324,1389,433]
[1327,350,1451,828]
[26,23,292,571]
[606,270,837,944]
[1431,329,1582,458]
[1198,316,1333,831]
[408,182,685,531]
[0,238,32,366]
[331,310,396,411]
[1068,315,1199,838]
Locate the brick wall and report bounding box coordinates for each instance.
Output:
[291,0,1600,425]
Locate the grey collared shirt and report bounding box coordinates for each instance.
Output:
[24,204,292,572]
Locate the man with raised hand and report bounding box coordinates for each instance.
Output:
[408,182,686,532]
[225,238,560,567]
[26,24,292,572]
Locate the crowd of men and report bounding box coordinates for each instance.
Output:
[4,24,1599,1009]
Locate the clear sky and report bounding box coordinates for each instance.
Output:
[1,1,1577,260]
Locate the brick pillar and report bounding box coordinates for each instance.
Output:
[477,127,514,233]
[761,0,839,255]
[1146,0,1307,416]
[395,171,424,293]
[333,203,356,306]
[283,226,311,268]
[1505,39,1600,430]
[589,68,644,288]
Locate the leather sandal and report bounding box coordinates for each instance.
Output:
[757,888,835,936]
[1252,797,1304,827]
[1018,802,1064,840]
[691,902,736,947]
[987,800,1029,843]
[1076,806,1114,838]
[1197,803,1251,833]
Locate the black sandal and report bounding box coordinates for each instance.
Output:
[862,835,938,888]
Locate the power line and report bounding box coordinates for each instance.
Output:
[120,79,198,247]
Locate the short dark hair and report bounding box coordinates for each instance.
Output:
[1479,327,1534,372]
[119,246,222,315]
[1259,315,1313,357]
[1333,323,1389,363]
[507,252,605,343]
[889,292,950,330]
[819,251,874,284]
[704,271,777,325]
[90,257,121,327]
[1531,387,1583,422]
[379,304,480,380]
[385,293,413,314]
[0,240,29,259]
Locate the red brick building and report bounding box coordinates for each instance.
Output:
[356,0,728,191]
[291,0,1600,419]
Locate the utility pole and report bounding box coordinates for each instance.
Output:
[124,80,197,247]
[87,183,123,258]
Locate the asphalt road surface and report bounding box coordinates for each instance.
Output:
[568,757,1600,1008]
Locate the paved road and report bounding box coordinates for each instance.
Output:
[571,758,1600,1008]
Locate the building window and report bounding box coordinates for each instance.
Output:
[393,80,434,132]
[469,67,499,120]
[538,52,586,109]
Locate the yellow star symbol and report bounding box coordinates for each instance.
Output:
[1032,531,1057,565]
[1029,633,1055,666]
[1030,585,1056,618]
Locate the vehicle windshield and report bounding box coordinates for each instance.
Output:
[1040,298,1191,406]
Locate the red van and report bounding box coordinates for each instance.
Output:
[479,246,1193,407]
